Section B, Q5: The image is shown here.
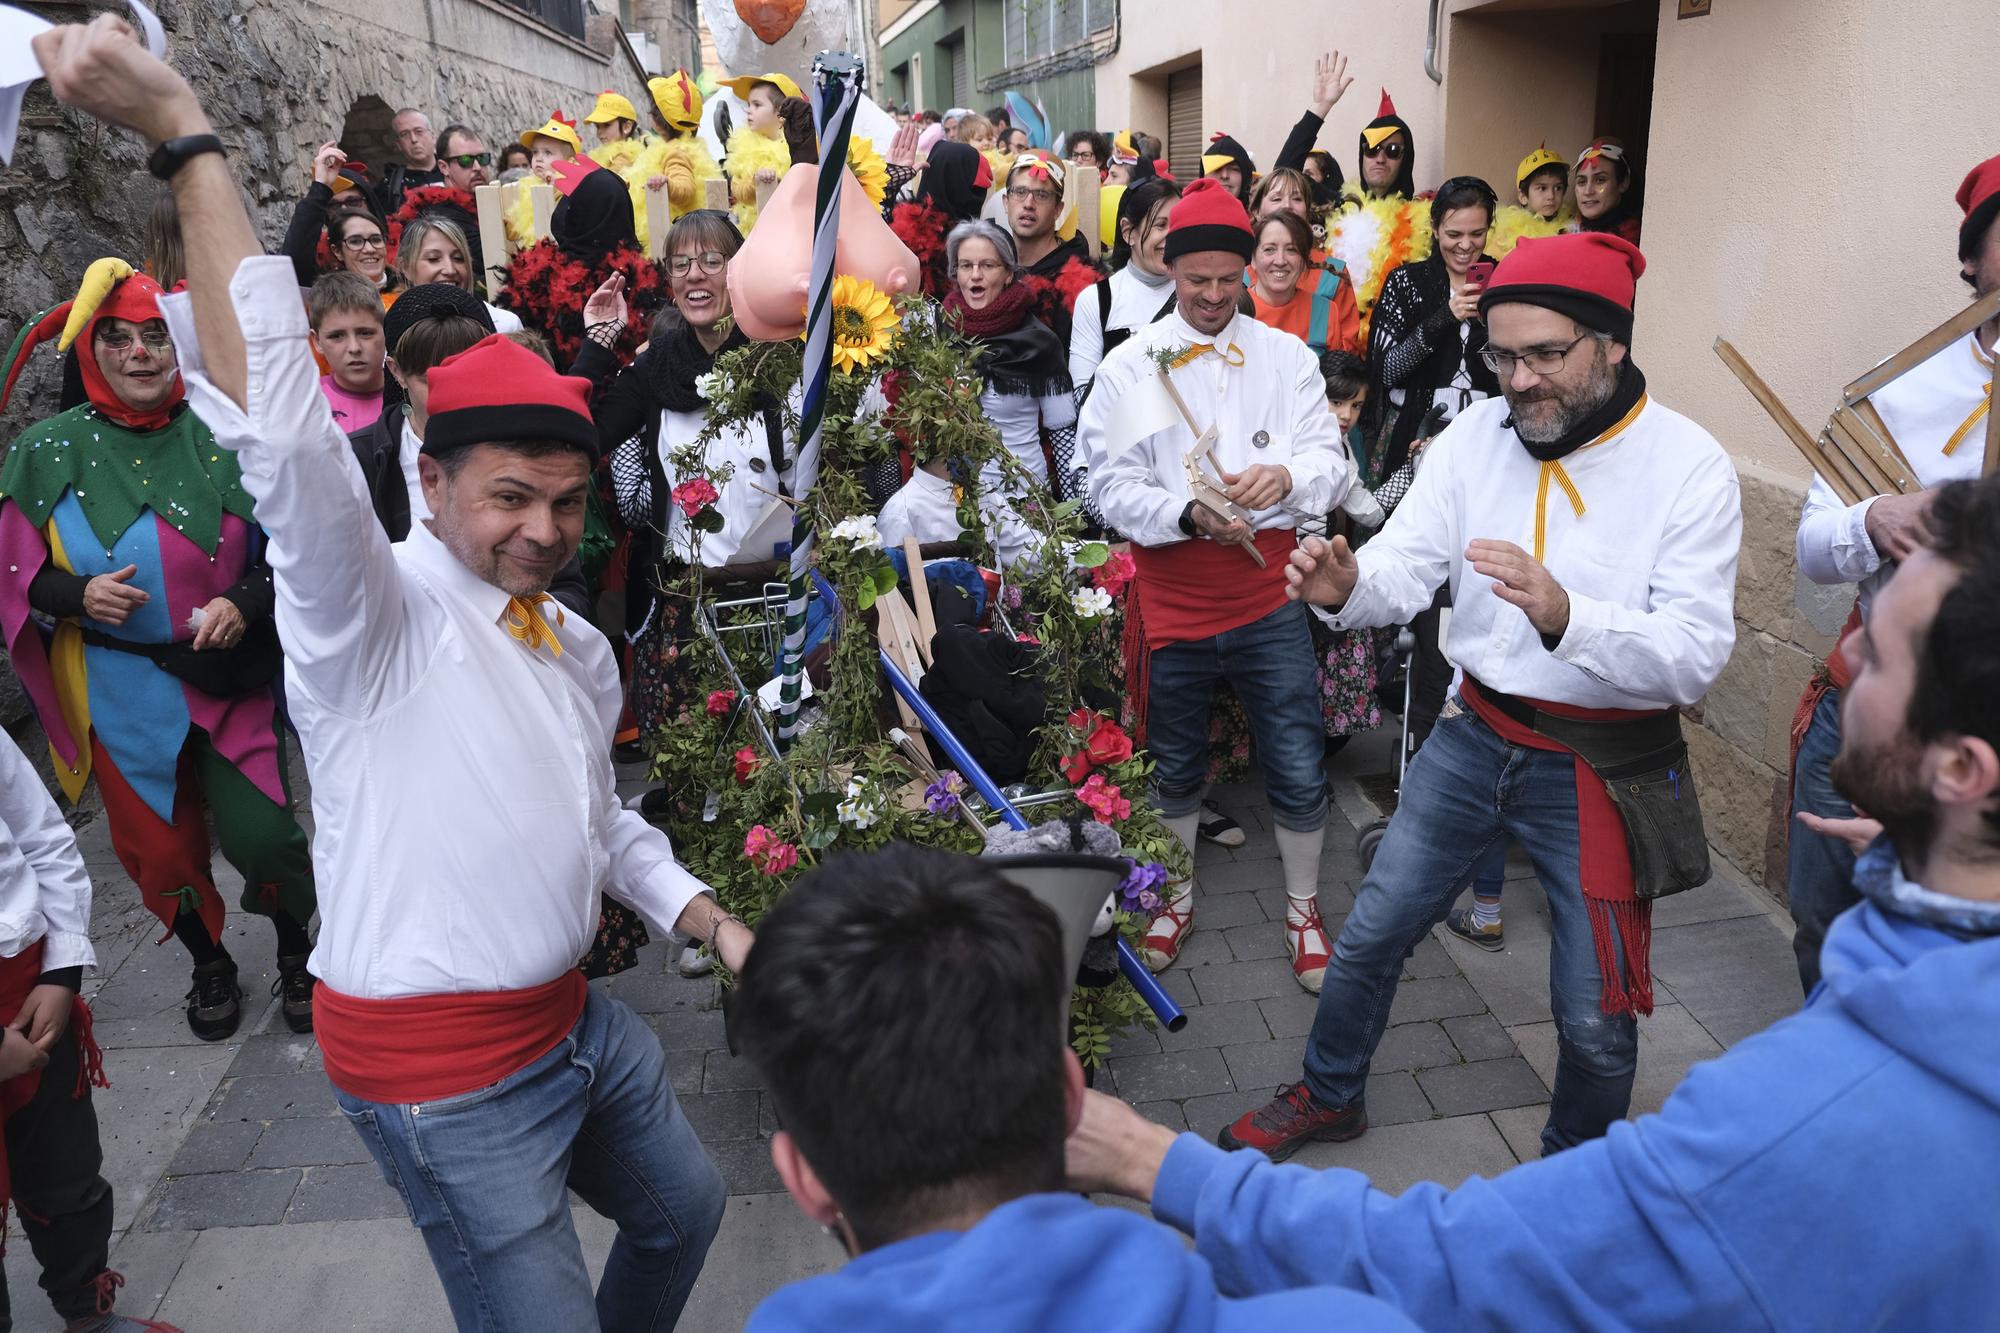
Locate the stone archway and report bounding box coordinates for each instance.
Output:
[335,94,399,189]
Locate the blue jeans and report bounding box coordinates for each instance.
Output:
[1470,843,1507,897]
[1302,703,1637,1155]
[1147,600,1327,831]
[1787,688,1858,996]
[334,987,725,1331]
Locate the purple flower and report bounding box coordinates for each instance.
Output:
[925,771,967,815]
[1118,860,1169,913]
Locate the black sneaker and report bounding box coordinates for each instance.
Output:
[185,958,242,1042]
[273,953,316,1034]
[1444,906,1506,952]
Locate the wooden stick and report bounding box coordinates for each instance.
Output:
[1076,170,1101,261]
[1814,430,1874,507]
[902,535,937,666]
[1713,338,1867,503]
[755,177,777,219]
[1850,399,1917,480]
[704,177,730,212]
[528,182,555,241]
[474,182,511,293]
[644,184,672,260]
[1823,409,1903,497]
[1985,379,2000,479]
[1843,288,2000,403]
[1828,406,1919,495]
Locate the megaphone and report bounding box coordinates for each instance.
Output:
[980,852,1136,1032]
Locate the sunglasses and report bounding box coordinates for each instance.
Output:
[446,152,492,169]
[1363,141,1406,160]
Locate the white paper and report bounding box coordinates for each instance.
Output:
[186,605,208,631]
[738,498,792,562]
[1101,367,1184,460]
[0,0,167,167]
[756,669,814,713]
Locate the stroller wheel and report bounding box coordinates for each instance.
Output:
[1356,818,1389,874]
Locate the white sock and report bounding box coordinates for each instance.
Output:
[1274,824,1325,920]
[1162,811,1200,897]
[1470,893,1503,930]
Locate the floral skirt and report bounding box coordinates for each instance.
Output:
[1312,619,1382,739]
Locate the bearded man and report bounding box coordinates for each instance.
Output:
[1218,232,1744,1161]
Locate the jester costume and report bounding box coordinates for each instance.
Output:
[0,261,315,1041]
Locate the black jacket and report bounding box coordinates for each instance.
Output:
[346,405,591,619]
[1368,253,1500,477]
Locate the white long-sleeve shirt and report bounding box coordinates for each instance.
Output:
[1328,394,1741,710]
[877,464,1037,570]
[0,734,94,973]
[658,387,802,567]
[1069,263,1176,390]
[1079,309,1349,550]
[158,257,712,1000]
[1796,330,1992,616]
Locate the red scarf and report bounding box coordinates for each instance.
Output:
[1123,527,1297,742]
[942,280,1036,339]
[1460,677,1657,1017]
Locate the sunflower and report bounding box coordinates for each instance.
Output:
[847,136,890,210]
[816,274,899,374]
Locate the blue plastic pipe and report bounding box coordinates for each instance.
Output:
[811,573,1187,1030]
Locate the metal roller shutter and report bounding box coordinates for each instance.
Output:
[1167,66,1203,183]
[951,38,969,107]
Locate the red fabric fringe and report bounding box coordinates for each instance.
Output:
[71,996,107,1099]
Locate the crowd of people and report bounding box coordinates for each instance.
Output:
[2,11,1997,1331]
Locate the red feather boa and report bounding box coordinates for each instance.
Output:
[390,184,479,229]
[1018,256,1098,330]
[496,240,666,369]
[890,200,952,299]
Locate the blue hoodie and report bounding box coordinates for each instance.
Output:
[746,1191,1420,1331]
[1151,866,2000,1331]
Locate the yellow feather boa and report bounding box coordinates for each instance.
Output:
[1328,185,1433,337]
[1486,203,1576,260]
[628,134,725,251]
[505,185,540,249]
[725,128,792,232]
[589,137,648,175]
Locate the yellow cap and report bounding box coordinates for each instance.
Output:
[521,113,584,158]
[585,90,639,125]
[718,72,805,103]
[648,70,705,131]
[1516,144,1565,190]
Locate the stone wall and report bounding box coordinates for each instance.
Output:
[1683,462,1851,900]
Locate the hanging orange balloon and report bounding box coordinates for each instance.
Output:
[735,0,806,44]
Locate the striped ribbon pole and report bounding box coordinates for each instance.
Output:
[774,52,864,749]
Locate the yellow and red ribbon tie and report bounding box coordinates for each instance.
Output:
[1940,382,1992,457]
[1168,342,1247,371]
[1533,461,1586,563]
[503,593,565,658]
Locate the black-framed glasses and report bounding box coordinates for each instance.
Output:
[340,234,387,251]
[1006,185,1059,203]
[446,152,492,169]
[1481,332,1595,377]
[1363,141,1406,160]
[95,328,172,353]
[669,251,728,277]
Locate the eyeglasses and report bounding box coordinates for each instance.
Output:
[1363,141,1405,160]
[1006,186,1059,204]
[955,260,1006,275]
[1480,333,1595,377]
[445,152,492,169]
[95,328,172,353]
[340,234,387,251]
[669,251,728,276]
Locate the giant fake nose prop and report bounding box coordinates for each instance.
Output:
[981,853,1180,1032]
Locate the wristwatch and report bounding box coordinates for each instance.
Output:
[147,134,226,181]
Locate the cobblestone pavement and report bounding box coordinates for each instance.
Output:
[5,728,1804,1330]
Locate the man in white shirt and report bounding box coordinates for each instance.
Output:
[1787,152,2000,994]
[1219,232,1740,1161]
[33,18,746,1327]
[1079,178,1351,993]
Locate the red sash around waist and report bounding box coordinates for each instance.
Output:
[1123,527,1298,743]
[316,968,588,1105]
[1,941,108,1210]
[1460,677,1658,1017]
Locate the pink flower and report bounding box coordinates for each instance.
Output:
[1092,549,1137,596]
[671,477,720,518]
[706,688,738,717]
[1075,773,1131,825]
[743,824,799,875]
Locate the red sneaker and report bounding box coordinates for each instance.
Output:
[1217,1083,1367,1160]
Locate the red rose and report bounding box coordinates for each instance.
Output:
[706,688,737,718]
[734,746,759,784]
[1085,718,1134,769]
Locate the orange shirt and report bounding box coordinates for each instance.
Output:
[1249,267,1363,356]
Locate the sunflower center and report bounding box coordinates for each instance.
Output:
[833,306,871,344]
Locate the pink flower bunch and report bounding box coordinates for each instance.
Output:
[671,477,720,518]
[706,688,738,717]
[1092,549,1137,596]
[744,824,799,876]
[1075,773,1131,825]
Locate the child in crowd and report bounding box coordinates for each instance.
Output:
[1486,144,1573,259]
[310,271,386,431]
[1320,349,1372,480]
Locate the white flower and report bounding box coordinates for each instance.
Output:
[694,371,723,401]
[828,514,884,550]
[1070,586,1114,619]
[837,775,882,829]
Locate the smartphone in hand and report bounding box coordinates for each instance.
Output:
[1465,260,1497,290]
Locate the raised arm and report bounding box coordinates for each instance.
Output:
[1273,53,1352,172]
